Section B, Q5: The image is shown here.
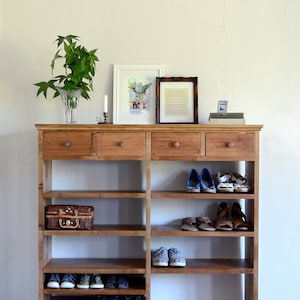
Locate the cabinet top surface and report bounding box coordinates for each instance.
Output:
[35,124,263,132]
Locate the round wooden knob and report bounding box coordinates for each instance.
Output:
[118,141,124,147]
[172,141,180,148]
[63,141,71,147]
[227,142,234,148]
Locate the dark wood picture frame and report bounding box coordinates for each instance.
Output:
[156,77,198,124]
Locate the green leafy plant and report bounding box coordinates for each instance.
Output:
[34,35,99,100]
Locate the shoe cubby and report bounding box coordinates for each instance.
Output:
[36,124,262,300]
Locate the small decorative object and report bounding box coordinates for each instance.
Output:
[217,100,228,113]
[34,35,99,123]
[113,64,164,124]
[156,77,198,124]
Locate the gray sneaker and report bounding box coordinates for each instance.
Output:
[90,274,104,289]
[77,274,91,289]
[168,247,186,267]
[152,247,168,267]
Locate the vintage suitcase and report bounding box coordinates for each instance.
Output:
[45,205,94,230]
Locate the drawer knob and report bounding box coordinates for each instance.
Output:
[63,141,71,147]
[172,141,180,148]
[118,141,124,147]
[227,142,234,148]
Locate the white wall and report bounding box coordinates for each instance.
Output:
[1,0,300,299]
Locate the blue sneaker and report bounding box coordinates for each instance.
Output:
[199,168,216,193]
[168,247,186,267]
[46,273,60,288]
[61,273,77,288]
[152,247,169,267]
[118,276,129,288]
[186,169,200,193]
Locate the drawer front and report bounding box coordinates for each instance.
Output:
[97,132,146,159]
[205,132,255,160]
[43,132,92,158]
[151,133,201,160]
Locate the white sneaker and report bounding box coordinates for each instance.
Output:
[77,274,91,289]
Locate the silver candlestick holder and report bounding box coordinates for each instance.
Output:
[103,112,108,124]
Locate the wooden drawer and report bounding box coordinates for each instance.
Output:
[151,132,201,160]
[97,132,146,159]
[43,132,93,158]
[205,132,255,160]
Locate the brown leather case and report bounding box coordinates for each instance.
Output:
[45,205,94,230]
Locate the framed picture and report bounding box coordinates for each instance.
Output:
[113,64,165,124]
[217,100,228,113]
[156,77,198,124]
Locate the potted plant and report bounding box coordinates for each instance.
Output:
[34,34,99,123]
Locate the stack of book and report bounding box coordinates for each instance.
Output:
[209,112,245,124]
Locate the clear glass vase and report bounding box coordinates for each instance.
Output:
[58,88,81,124]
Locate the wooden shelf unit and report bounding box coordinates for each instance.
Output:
[36,124,262,300]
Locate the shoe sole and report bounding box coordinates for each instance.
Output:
[186,189,200,193]
[217,188,234,192]
[61,283,75,288]
[77,285,89,289]
[199,225,216,231]
[152,261,168,267]
[202,189,216,193]
[90,284,104,289]
[170,262,186,267]
[47,283,60,289]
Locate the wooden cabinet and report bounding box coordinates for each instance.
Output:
[36,124,262,300]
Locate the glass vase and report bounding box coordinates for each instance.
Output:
[58,88,81,124]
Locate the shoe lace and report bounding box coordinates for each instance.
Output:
[93,274,102,283]
[154,247,167,257]
[63,273,76,282]
[49,273,59,281]
[80,274,90,282]
[170,247,179,254]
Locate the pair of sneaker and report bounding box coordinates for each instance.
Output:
[152,247,186,267]
[47,273,77,289]
[217,172,250,193]
[106,275,129,289]
[186,168,216,193]
[77,273,104,289]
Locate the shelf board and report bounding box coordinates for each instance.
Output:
[43,225,146,236]
[44,258,146,274]
[44,287,146,296]
[151,259,254,274]
[151,225,254,237]
[43,190,146,199]
[151,191,255,199]
[42,190,254,200]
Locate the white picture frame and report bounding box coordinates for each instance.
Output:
[113,64,165,124]
[217,100,228,113]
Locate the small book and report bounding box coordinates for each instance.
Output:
[209,112,244,119]
[209,118,246,124]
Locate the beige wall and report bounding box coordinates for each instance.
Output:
[1,0,300,299]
